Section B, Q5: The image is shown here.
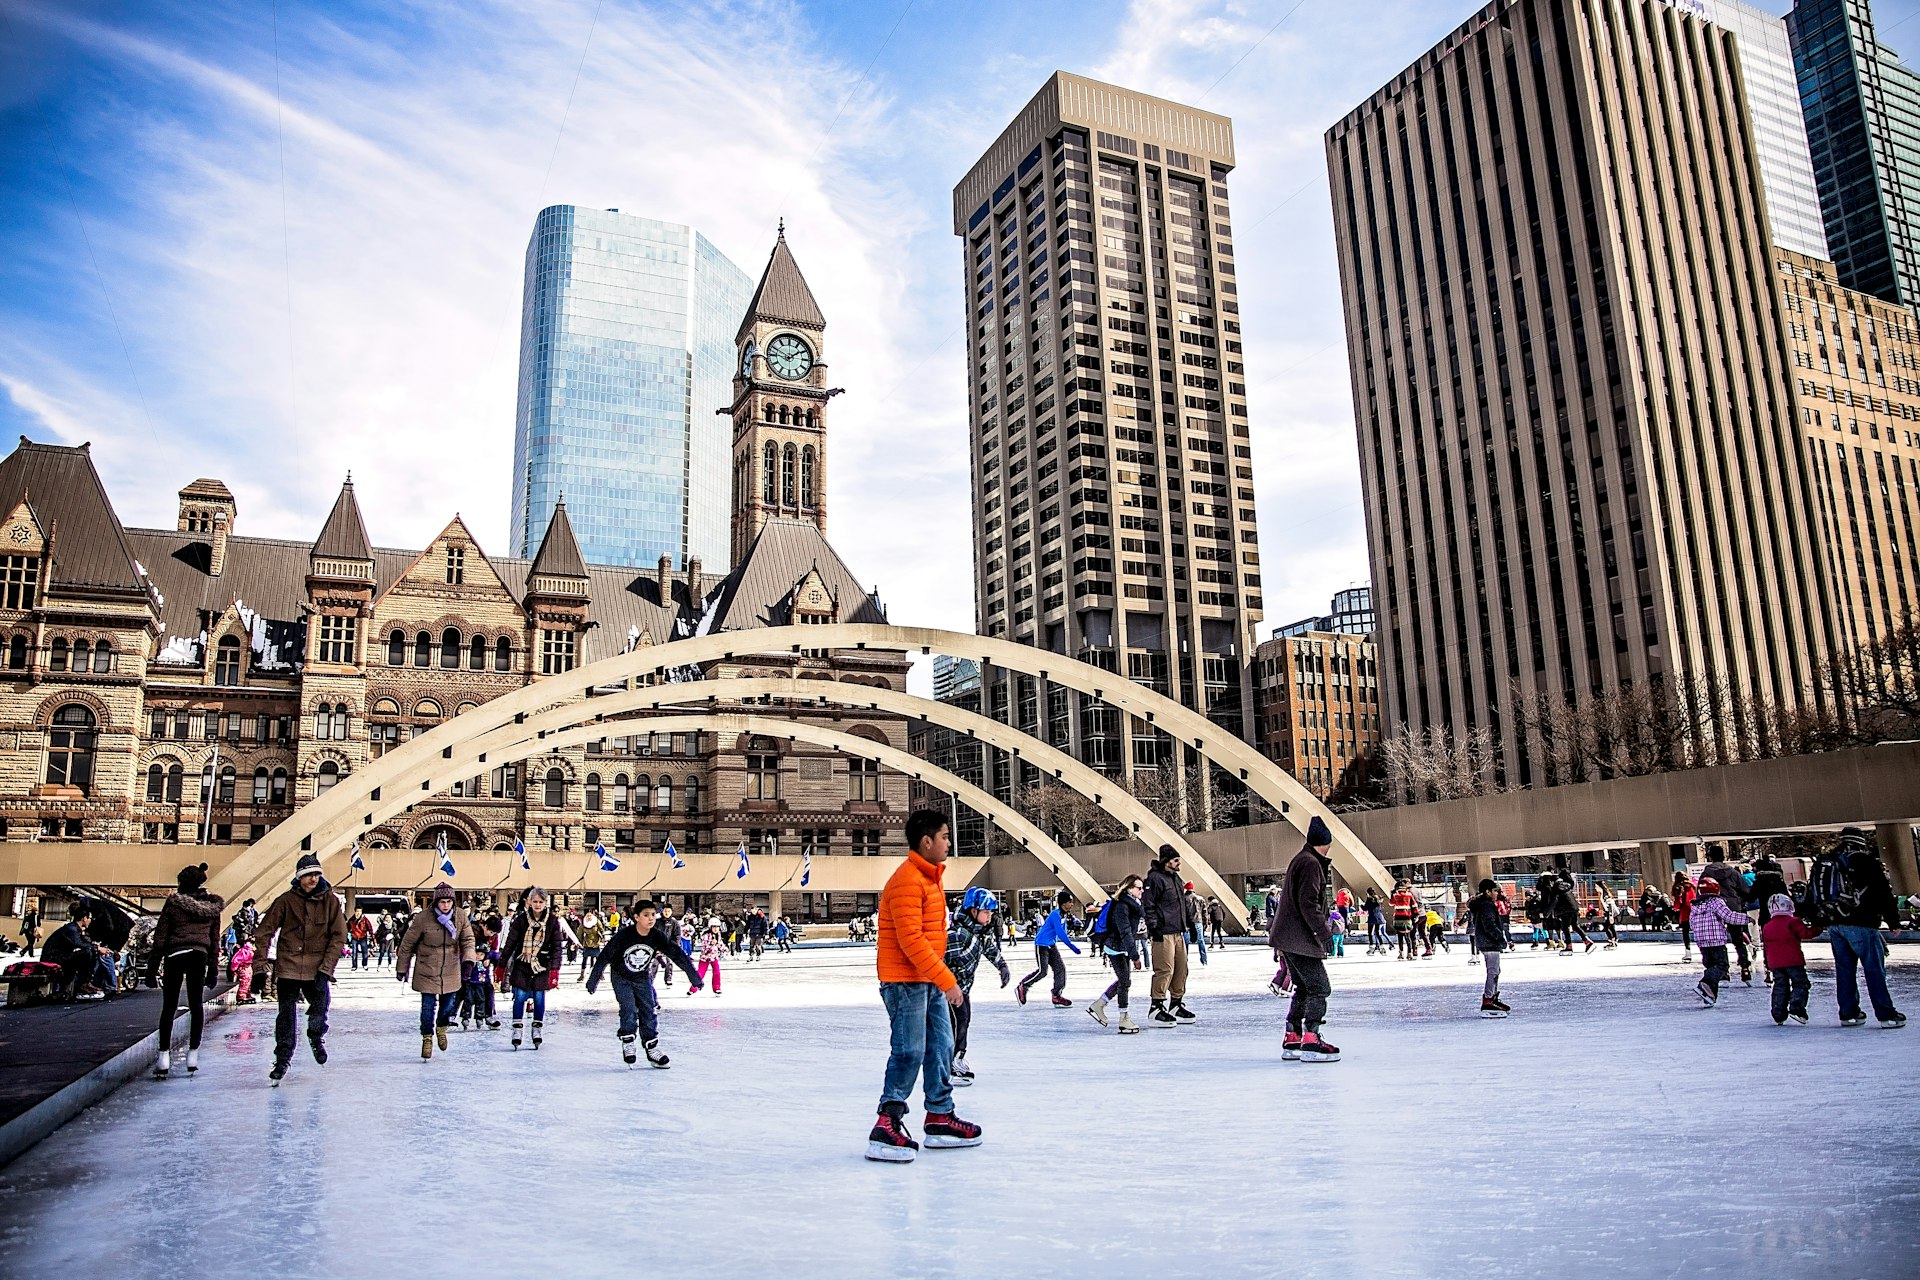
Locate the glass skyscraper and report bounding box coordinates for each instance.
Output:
[510,207,752,568]
[1790,0,1920,305]
[1719,0,1831,260]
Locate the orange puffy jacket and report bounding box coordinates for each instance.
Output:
[876,851,957,988]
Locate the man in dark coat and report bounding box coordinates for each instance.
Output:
[1270,816,1339,1062]
[1141,847,1193,1026]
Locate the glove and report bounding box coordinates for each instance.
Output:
[584,980,597,995]
[395,970,407,983]
[996,962,1011,988]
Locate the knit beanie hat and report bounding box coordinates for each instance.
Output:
[432,881,455,904]
[1306,815,1333,848]
[177,862,209,891]
[1478,878,1498,894]
[294,852,322,877]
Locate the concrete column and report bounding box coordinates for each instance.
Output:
[767,890,784,921]
[1465,853,1495,889]
[1637,840,1674,890]
[1877,823,1920,899]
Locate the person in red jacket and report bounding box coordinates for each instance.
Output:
[1760,893,1817,1026]
[865,809,982,1163]
[1671,871,1698,959]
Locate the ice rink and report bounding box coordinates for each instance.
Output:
[1,937,1914,1278]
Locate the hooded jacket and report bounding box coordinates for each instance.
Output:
[146,888,227,981]
[1269,843,1332,958]
[252,876,348,982]
[1467,894,1508,952]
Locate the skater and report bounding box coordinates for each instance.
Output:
[1701,853,1754,982]
[694,927,724,995]
[1760,893,1815,1026]
[1467,879,1511,1017]
[459,935,498,1030]
[1142,847,1194,1025]
[251,852,348,1083]
[229,937,256,1003]
[1391,880,1419,959]
[1810,827,1906,1028]
[1423,905,1449,956]
[1087,875,1145,1033]
[1687,877,1747,1007]
[1184,882,1209,966]
[347,909,372,970]
[774,917,793,955]
[943,888,1011,1084]
[747,909,769,961]
[587,899,703,1067]
[499,888,563,1049]
[1013,889,1080,1008]
[1328,905,1347,958]
[374,914,394,966]
[19,903,37,957]
[1364,889,1387,954]
[1206,896,1226,949]
[144,862,224,1079]
[395,882,475,1060]
[1270,816,1339,1062]
[864,808,980,1163]
[577,911,607,981]
[656,904,684,987]
[1672,870,1697,958]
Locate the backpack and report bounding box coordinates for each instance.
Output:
[1808,850,1866,925]
[1092,900,1115,948]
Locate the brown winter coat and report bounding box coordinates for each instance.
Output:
[252,879,348,982]
[396,907,476,996]
[146,889,226,981]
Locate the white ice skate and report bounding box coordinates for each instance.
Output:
[185,1048,199,1076]
[1087,998,1109,1028]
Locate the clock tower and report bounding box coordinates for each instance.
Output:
[729,223,830,564]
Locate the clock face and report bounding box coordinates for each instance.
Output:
[740,344,756,377]
[765,333,813,381]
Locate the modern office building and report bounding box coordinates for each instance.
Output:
[953,73,1265,812]
[1778,248,1920,652]
[1274,587,1375,640]
[931,655,982,701]
[510,207,753,570]
[1254,630,1380,802]
[1720,0,1830,259]
[1327,0,1835,788]
[1789,0,1920,305]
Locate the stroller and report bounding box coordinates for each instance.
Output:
[119,916,157,992]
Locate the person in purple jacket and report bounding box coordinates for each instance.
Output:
[1689,877,1748,1007]
[1014,889,1080,1008]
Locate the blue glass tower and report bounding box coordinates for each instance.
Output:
[510,207,752,568]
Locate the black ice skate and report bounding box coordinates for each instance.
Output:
[644,1038,670,1068]
[1480,997,1508,1018]
[923,1111,983,1149]
[865,1107,919,1163]
[621,1034,637,1066]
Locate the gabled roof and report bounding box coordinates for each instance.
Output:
[703,518,886,632]
[736,226,825,341]
[0,439,146,594]
[310,478,373,562]
[529,499,588,580]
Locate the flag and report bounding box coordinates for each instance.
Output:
[597,842,621,873]
[801,846,811,888]
[437,831,455,879]
[735,842,750,880]
[515,837,530,871]
[349,841,365,872]
[664,838,685,870]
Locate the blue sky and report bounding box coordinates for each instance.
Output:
[3,0,1915,641]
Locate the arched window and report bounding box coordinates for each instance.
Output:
[585,772,602,812]
[801,446,816,508]
[655,776,672,812]
[199,761,215,803]
[469,636,487,670]
[413,631,431,667]
[615,773,633,814]
[388,629,406,665]
[782,443,797,507]
[146,763,165,802]
[762,443,777,502]
[92,641,111,673]
[215,637,240,684]
[415,699,442,720]
[543,768,565,808]
[218,765,236,804]
[440,628,460,669]
[316,760,341,794]
[166,763,184,803]
[763,403,774,422]
[49,638,67,672]
[331,704,349,740]
[73,640,91,672]
[252,766,269,804]
[314,704,331,741]
[494,637,512,672]
[44,704,95,791]
[684,776,699,814]
[7,635,25,669]
[270,768,288,805]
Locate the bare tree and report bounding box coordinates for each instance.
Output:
[1016,779,1126,848]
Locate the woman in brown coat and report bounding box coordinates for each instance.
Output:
[145,862,226,1079]
[396,882,475,1060]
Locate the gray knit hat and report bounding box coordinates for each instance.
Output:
[295,852,322,877]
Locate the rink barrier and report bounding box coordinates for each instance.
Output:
[0,995,237,1168]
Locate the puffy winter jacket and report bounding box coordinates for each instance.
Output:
[396,908,477,996]
[1268,844,1332,958]
[1142,861,1186,940]
[876,851,955,988]
[252,879,348,982]
[147,889,226,980]
[1467,895,1508,952]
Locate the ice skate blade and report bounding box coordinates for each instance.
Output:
[923,1134,983,1149]
[951,1074,972,1086]
[864,1142,916,1163]
[1480,1010,1508,1018]
[1298,1051,1340,1063]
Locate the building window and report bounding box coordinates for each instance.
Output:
[369,722,399,758]
[147,763,166,802]
[271,768,288,804]
[469,636,487,670]
[802,828,829,859]
[763,442,778,502]
[851,828,882,856]
[317,615,356,665]
[414,631,431,667]
[45,704,95,792]
[7,635,26,669]
[218,765,236,804]
[49,638,67,672]
[446,546,465,585]
[655,776,671,812]
[543,768,566,808]
[684,776,699,814]
[849,757,880,801]
[746,753,779,800]
[387,629,406,665]
[252,767,269,804]
[782,443,797,507]
[619,774,637,814]
[585,773,602,811]
[540,628,576,675]
[440,627,460,669]
[0,555,39,610]
[490,764,518,799]
[331,704,349,739]
[494,637,513,672]
[750,828,780,857]
[166,763,184,802]
[802,446,816,508]
[315,761,341,794]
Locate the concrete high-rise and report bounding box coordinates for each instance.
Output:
[1327,0,1835,787]
[510,207,752,570]
[953,73,1265,807]
[1789,0,1920,305]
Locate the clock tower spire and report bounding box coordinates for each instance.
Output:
[729,226,829,563]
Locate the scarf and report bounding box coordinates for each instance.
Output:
[435,907,455,938]
[520,911,549,973]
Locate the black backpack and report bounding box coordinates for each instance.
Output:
[1808,850,1866,925]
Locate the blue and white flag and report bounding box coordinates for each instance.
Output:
[664,838,685,870]
[597,842,620,872]
[800,847,811,888]
[437,831,455,879]
[349,841,366,872]
[515,837,530,871]
[735,842,750,880]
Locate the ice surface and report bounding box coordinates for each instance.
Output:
[1,941,1914,1278]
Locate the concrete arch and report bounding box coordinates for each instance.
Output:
[221,714,1092,909]
[209,625,1389,909]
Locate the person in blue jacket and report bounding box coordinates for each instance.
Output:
[1013,889,1080,1008]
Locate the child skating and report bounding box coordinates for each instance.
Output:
[1087,875,1145,1033]
[1688,877,1747,1007]
[1760,893,1816,1025]
[693,927,724,996]
[587,899,703,1067]
[1014,889,1080,1007]
[1467,879,1511,1017]
[942,887,1011,1085]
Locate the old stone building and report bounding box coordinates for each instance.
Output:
[0,230,908,916]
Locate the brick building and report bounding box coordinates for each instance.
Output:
[1253,629,1380,802]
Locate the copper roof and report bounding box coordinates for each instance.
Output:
[736,228,825,341]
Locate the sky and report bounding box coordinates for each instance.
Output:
[4,0,1918,645]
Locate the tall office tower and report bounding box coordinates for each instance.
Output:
[1275,586,1376,639]
[1778,248,1920,652]
[1720,0,1830,258]
[953,73,1264,809]
[1790,0,1920,304]
[510,206,752,570]
[1327,0,1834,789]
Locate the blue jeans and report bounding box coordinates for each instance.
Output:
[418,991,458,1035]
[1828,925,1898,1020]
[1188,923,1208,965]
[611,972,657,1041]
[512,986,546,1021]
[350,938,370,968]
[878,982,953,1114]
